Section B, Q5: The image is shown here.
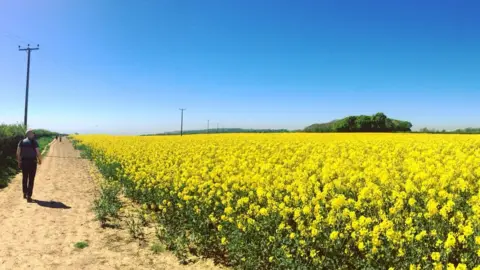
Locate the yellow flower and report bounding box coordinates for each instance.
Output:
[476,236,480,245]
[463,225,474,237]
[259,208,268,216]
[224,206,233,215]
[456,264,467,270]
[408,198,416,206]
[445,233,456,249]
[427,199,439,216]
[406,217,413,226]
[331,195,347,210]
[302,205,311,215]
[73,133,480,267]
[431,252,441,261]
[415,230,427,241]
[330,231,339,240]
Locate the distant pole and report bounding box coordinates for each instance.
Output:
[217,123,219,133]
[19,44,39,128]
[179,108,186,136]
[207,120,210,134]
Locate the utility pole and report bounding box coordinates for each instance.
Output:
[207,120,210,134]
[19,44,39,128]
[217,123,219,133]
[179,108,186,136]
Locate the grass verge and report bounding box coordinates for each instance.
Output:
[92,181,123,228]
[73,140,209,266]
[37,136,55,154]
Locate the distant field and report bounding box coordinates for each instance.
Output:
[73,133,480,269]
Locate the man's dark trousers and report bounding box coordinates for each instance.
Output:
[21,159,37,198]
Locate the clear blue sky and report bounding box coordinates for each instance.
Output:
[1,0,479,134]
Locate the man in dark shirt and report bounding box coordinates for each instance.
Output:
[16,129,42,202]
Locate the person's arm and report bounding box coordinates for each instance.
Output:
[34,140,42,165]
[16,143,22,168]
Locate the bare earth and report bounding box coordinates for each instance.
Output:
[0,139,220,270]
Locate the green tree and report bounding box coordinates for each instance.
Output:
[356,115,372,132]
[304,112,412,133]
[372,112,387,131]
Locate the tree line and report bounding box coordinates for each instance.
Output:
[417,127,480,134]
[304,113,413,133]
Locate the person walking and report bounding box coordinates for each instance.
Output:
[16,129,42,202]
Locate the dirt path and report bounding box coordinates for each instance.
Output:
[0,139,219,270]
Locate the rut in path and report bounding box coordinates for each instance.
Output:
[0,139,219,270]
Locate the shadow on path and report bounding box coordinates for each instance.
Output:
[34,200,71,209]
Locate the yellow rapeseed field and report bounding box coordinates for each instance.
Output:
[73,133,480,269]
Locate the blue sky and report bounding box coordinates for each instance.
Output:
[1,0,479,134]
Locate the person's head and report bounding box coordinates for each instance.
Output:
[26,129,35,140]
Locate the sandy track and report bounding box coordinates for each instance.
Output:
[0,139,219,270]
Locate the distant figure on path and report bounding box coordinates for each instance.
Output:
[16,129,42,202]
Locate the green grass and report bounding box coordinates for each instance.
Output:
[0,166,17,188]
[92,182,123,227]
[37,136,55,154]
[0,124,24,188]
[151,242,166,254]
[74,241,89,249]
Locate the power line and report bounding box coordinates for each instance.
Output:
[179,108,186,136]
[1,30,37,46]
[19,44,40,128]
